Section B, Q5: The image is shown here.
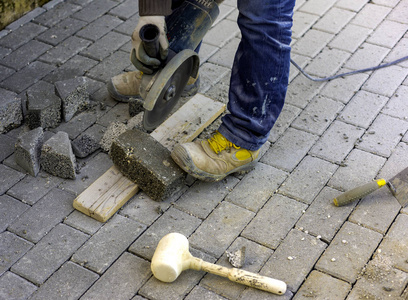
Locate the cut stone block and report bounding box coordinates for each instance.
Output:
[54,76,92,122]
[14,127,44,176]
[0,88,23,133]
[26,81,62,129]
[99,121,127,152]
[110,129,185,201]
[41,131,76,179]
[71,125,104,158]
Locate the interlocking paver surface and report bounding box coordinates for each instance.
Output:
[0,0,407,299]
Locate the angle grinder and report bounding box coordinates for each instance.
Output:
[133,0,220,131]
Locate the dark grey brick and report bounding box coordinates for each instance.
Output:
[33,2,82,27]
[72,0,119,23]
[39,36,92,66]
[242,194,307,249]
[0,22,47,50]
[239,287,293,300]
[0,272,37,300]
[5,7,45,31]
[7,188,75,243]
[72,214,145,274]
[185,286,228,300]
[226,163,287,212]
[0,134,16,162]
[52,110,100,140]
[114,13,140,35]
[96,102,130,126]
[72,123,105,157]
[87,50,132,83]
[81,31,129,61]
[0,89,23,134]
[0,232,32,276]
[29,261,99,300]
[14,127,44,176]
[0,46,11,59]
[37,17,88,46]
[81,252,151,300]
[0,65,15,82]
[75,14,123,42]
[64,210,104,235]
[261,229,327,292]
[109,0,139,19]
[7,171,63,205]
[43,0,66,10]
[11,223,89,285]
[129,207,202,260]
[315,222,382,283]
[0,61,56,93]
[0,164,25,195]
[0,40,51,71]
[175,176,239,219]
[0,195,29,232]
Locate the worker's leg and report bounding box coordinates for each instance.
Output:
[218,0,295,150]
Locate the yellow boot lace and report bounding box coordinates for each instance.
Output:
[208,132,240,154]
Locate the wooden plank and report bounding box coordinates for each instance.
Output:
[73,94,225,222]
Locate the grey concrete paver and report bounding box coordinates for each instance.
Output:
[382,85,408,119]
[328,24,372,53]
[0,272,37,300]
[0,195,30,232]
[367,20,408,49]
[351,3,392,29]
[0,164,26,195]
[33,1,81,27]
[0,231,32,276]
[362,65,408,97]
[0,22,47,50]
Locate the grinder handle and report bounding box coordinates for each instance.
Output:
[333,179,386,207]
[139,24,161,59]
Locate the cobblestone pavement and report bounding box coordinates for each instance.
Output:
[1,0,408,299]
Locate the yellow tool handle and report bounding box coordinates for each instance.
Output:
[333,179,386,207]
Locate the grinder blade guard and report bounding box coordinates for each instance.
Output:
[137,0,220,131]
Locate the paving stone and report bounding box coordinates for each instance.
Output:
[203,71,230,105]
[6,7,46,31]
[309,121,364,164]
[362,65,408,97]
[0,195,29,232]
[0,272,37,300]
[0,89,23,134]
[382,86,408,121]
[388,0,408,23]
[76,14,123,42]
[0,22,47,50]
[208,37,240,69]
[242,194,307,249]
[7,171,63,205]
[378,142,408,180]
[11,223,88,285]
[0,164,25,195]
[108,0,139,19]
[298,0,336,16]
[291,11,319,39]
[268,104,302,143]
[291,29,334,58]
[43,0,66,10]
[36,17,88,46]
[198,42,219,65]
[315,221,382,283]
[14,127,44,176]
[335,0,368,11]
[64,210,104,235]
[203,19,239,48]
[7,188,74,243]
[198,62,230,93]
[33,2,82,27]
[189,202,254,258]
[43,55,99,84]
[185,286,228,300]
[0,65,15,82]
[139,248,216,300]
[72,214,145,274]
[356,113,408,157]
[87,50,132,83]
[367,20,408,49]
[338,90,388,128]
[239,287,293,300]
[29,261,99,300]
[262,127,318,172]
[351,3,392,29]
[313,7,355,35]
[0,134,16,164]
[129,207,202,260]
[0,231,32,276]
[375,214,408,272]
[303,48,350,77]
[0,61,56,93]
[347,255,408,300]
[81,31,129,61]
[278,156,338,204]
[293,270,351,300]
[225,163,287,212]
[344,43,390,71]
[72,0,119,23]
[296,187,355,242]
[200,237,274,299]
[39,36,92,66]
[113,13,140,35]
[81,252,150,300]
[350,187,401,234]
[71,123,104,157]
[328,149,386,192]
[261,229,326,292]
[0,40,51,71]
[291,95,344,135]
[289,54,310,83]
[285,75,325,109]
[328,24,372,53]
[0,46,11,59]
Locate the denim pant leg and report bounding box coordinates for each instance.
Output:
[218,0,295,151]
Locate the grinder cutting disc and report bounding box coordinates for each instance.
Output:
[142,50,199,131]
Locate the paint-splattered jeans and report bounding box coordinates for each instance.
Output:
[218,0,295,150]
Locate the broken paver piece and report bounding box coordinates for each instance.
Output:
[14,127,44,176]
[26,81,61,129]
[71,125,104,158]
[55,77,91,122]
[0,88,23,133]
[40,131,76,179]
[110,129,185,201]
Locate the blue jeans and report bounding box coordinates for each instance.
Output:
[218,0,295,150]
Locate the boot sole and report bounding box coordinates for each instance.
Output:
[171,144,257,182]
[107,80,137,103]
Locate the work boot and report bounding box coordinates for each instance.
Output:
[107,71,200,102]
[171,131,260,182]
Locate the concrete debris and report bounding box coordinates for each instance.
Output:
[71,124,104,158]
[0,88,23,133]
[14,127,44,176]
[99,122,127,152]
